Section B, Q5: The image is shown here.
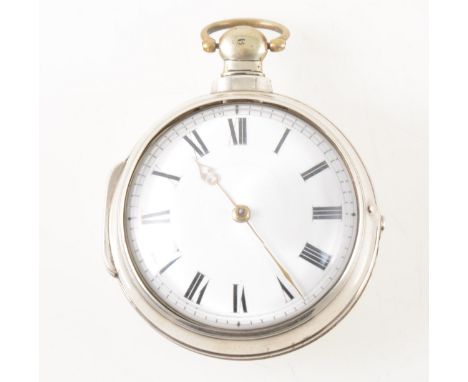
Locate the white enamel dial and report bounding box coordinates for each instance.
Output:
[124,102,358,332]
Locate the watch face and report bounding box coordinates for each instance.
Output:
[124,101,358,334]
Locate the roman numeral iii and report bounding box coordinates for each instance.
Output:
[228,118,247,145]
[313,206,342,220]
[299,243,331,270]
[233,284,247,313]
[184,272,209,304]
[183,130,209,157]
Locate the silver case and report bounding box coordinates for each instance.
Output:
[105,91,383,359]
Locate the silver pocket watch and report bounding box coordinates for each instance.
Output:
[104,19,384,359]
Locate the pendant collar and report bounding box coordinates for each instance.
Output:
[200,19,290,93]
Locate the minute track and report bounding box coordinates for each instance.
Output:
[124,102,359,332]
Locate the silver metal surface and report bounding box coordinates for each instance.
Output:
[105,91,383,359]
[211,75,272,93]
[202,19,287,93]
[201,18,290,53]
[104,161,125,277]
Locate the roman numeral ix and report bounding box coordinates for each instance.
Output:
[184,272,209,305]
[228,118,247,145]
[299,243,331,270]
[313,206,342,220]
[183,130,209,157]
[301,161,329,181]
[233,284,247,313]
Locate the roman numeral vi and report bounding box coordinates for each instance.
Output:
[233,284,247,313]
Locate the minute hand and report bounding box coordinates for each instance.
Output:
[244,217,304,299]
[196,161,304,299]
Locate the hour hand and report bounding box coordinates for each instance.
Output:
[195,160,219,185]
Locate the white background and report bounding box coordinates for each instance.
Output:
[38,0,428,381]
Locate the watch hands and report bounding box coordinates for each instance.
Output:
[242,220,304,299]
[195,159,305,299]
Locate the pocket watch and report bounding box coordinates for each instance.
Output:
[104,19,384,359]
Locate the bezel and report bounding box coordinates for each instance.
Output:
[106,91,383,359]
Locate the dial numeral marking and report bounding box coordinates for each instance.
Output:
[301,161,329,181]
[233,284,247,313]
[299,243,331,270]
[152,170,181,182]
[183,130,209,157]
[141,210,170,224]
[274,128,291,154]
[159,255,181,274]
[228,118,247,145]
[184,272,209,304]
[313,206,342,220]
[277,277,294,301]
